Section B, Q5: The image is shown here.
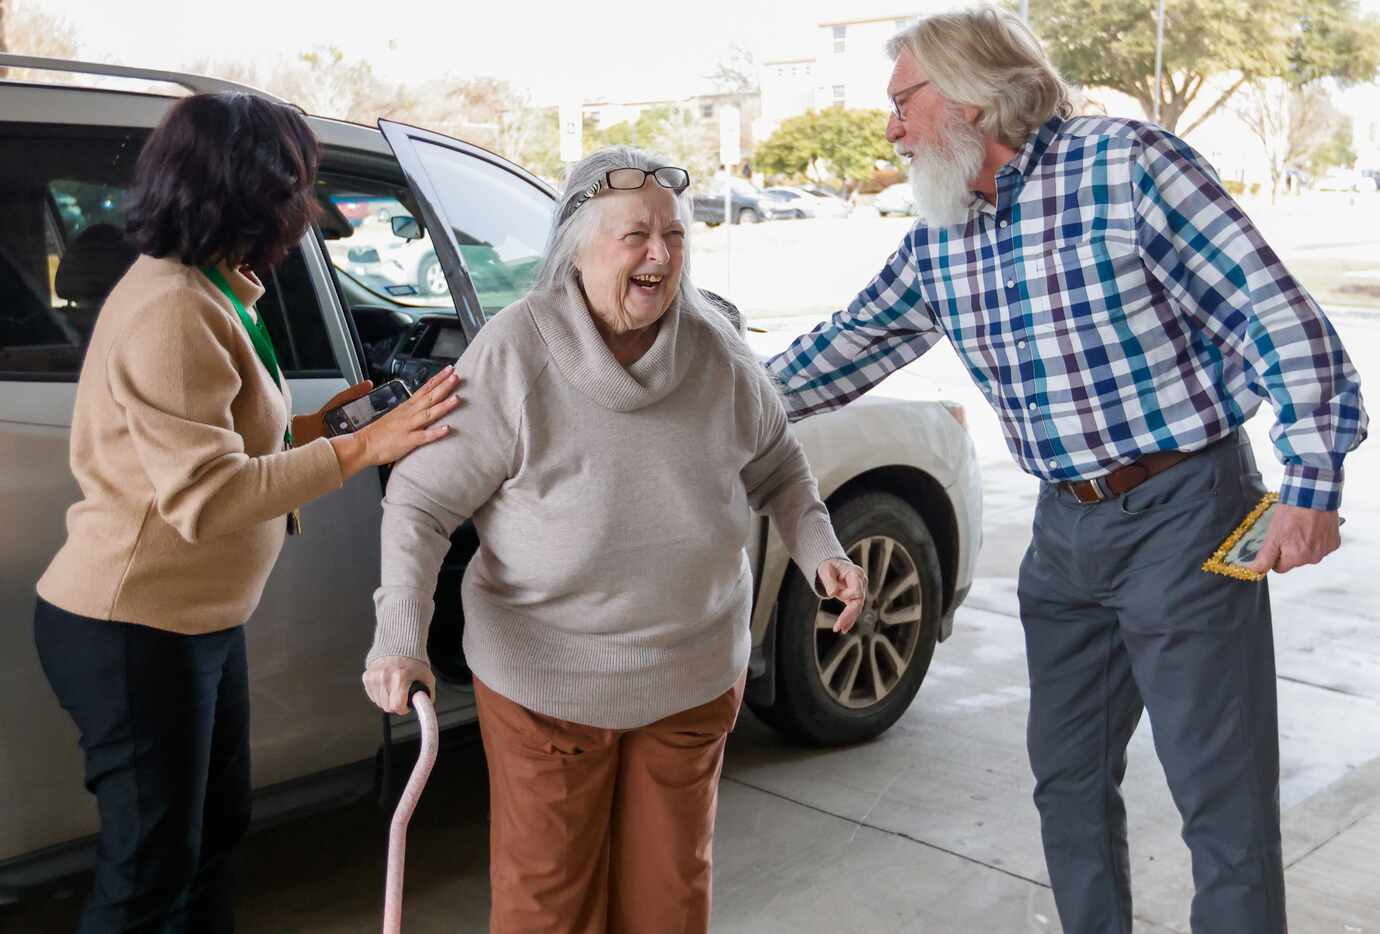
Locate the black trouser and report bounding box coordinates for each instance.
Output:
[34,598,251,934]
[1019,432,1286,934]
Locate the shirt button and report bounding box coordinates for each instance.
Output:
[1028,402,1037,411]
[1006,278,1016,288]
[999,219,1009,228]
[1047,459,1058,469]
[1017,340,1027,349]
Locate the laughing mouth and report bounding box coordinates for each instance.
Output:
[630,273,664,289]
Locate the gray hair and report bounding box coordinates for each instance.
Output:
[532,145,774,391]
[886,6,1073,151]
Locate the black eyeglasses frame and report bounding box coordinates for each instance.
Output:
[559,166,691,224]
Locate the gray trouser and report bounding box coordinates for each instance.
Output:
[1019,431,1286,934]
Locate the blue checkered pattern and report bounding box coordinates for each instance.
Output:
[768,115,1368,511]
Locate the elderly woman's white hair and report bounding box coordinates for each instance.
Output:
[886,6,1073,152]
[534,145,770,383]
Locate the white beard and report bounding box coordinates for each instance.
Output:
[901,113,986,228]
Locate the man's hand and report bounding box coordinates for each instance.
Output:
[293,380,375,446]
[1247,503,1342,575]
[818,558,868,633]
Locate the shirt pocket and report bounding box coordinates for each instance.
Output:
[1022,235,1146,337]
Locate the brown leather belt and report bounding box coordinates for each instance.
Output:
[1061,449,1196,504]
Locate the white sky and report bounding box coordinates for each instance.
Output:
[29,0,873,104]
[25,0,1380,106]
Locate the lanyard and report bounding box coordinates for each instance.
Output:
[201,266,293,449]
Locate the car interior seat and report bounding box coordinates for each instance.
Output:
[53,223,139,341]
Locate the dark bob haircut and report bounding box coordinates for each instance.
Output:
[125,92,320,271]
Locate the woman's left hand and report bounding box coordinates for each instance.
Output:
[817,558,868,633]
[292,381,376,446]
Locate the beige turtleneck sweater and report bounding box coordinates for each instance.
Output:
[37,255,343,633]
[367,279,846,729]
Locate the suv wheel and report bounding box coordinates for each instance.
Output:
[736,208,761,224]
[750,492,942,746]
[417,254,448,296]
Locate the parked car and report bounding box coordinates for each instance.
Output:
[1315,167,1379,193]
[0,55,982,899]
[874,181,918,217]
[691,176,784,225]
[323,208,542,304]
[762,185,852,220]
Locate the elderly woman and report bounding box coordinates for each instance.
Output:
[362,146,865,932]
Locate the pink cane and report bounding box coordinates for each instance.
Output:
[382,683,438,934]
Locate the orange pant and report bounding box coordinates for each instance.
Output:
[474,673,746,934]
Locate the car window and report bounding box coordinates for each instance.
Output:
[316,175,456,313]
[0,125,340,380]
[0,128,140,378]
[407,142,554,319]
[257,249,340,376]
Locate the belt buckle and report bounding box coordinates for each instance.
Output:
[1070,476,1109,504]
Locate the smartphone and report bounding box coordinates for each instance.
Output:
[323,379,412,437]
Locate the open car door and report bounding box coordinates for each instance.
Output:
[377,119,556,348]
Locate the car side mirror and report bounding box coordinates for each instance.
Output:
[391,215,423,241]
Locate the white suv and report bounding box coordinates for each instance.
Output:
[0,55,982,899]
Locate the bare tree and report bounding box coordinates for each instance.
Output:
[703,44,758,95]
[181,57,266,91]
[186,48,420,125]
[275,46,414,124]
[182,50,562,176]
[1232,79,1346,201]
[0,1,81,81]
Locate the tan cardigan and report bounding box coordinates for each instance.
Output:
[37,255,343,634]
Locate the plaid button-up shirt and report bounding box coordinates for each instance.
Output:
[767,115,1367,511]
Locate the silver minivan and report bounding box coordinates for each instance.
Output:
[0,56,982,899]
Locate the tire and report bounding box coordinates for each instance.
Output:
[736,208,761,224]
[749,492,942,746]
[417,254,448,296]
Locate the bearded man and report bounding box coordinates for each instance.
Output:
[766,7,1367,933]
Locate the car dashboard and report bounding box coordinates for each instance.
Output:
[383,314,467,391]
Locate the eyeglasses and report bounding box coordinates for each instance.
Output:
[559,166,691,224]
[889,80,931,120]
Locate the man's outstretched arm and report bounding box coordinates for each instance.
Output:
[766,232,944,421]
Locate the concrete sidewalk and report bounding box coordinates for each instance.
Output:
[710,588,1380,933]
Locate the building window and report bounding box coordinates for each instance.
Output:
[777,66,786,77]
[701,101,715,119]
[833,84,845,105]
[833,25,846,54]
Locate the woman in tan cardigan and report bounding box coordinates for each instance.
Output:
[33,93,458,934]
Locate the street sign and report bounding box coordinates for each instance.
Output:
[560,100,583,163]
[719,105,741,167]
